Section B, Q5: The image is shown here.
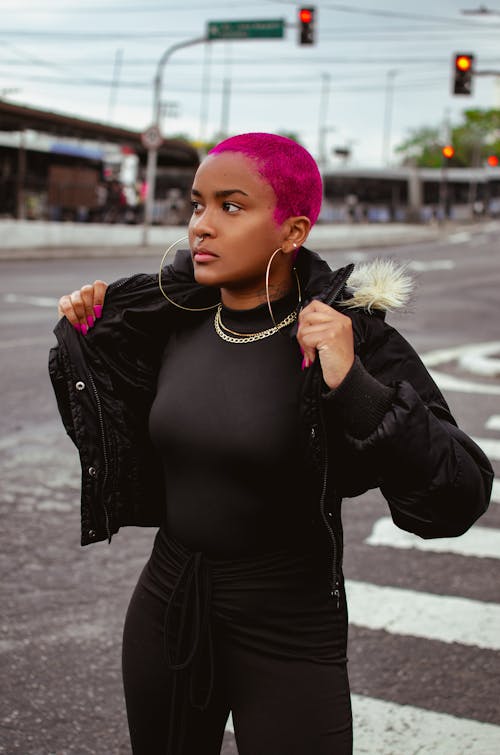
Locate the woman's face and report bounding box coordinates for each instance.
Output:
[187,152,288,305]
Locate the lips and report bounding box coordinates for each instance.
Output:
[193,246,218,262]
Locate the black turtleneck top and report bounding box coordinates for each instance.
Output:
[148,291,312,558]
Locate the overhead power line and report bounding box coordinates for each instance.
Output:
[0,70,461,95]
[265,0,500,28]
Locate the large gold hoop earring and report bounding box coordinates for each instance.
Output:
[158,235,219,312]
[265,248,302,329]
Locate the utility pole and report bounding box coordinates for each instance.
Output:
[382,69,397,166]
[317,72,331,176]
[107,48,123,124]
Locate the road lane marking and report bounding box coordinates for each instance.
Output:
[3,293,58,307]
[492,479,500,504]
[349,695,500,754]
[422,342,500,367]
[0,336,50,349]
[428,369,500,395]
[486,415,500,431]
[448,231,471,244]
[226,698,500,753]
[366,517,500,559]
[471,436,500,461]
[407,259,455,271]
[459,344,500,378]
[345,580,500,650]
[421,342,500,395]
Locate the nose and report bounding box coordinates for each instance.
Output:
[190,206,216,240]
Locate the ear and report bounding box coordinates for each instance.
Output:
[280,216,311,256]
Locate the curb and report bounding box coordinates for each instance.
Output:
[0,221,493,261]
[0,231,442,262]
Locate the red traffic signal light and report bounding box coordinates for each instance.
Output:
[453,53,474,95]
[298,6,315,45]
[456,55,472,72]
[442,145,455,159]
[487,155,499,167]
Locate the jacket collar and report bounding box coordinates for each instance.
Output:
[162,245,352,310]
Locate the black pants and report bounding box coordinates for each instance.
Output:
[122,534,353,755]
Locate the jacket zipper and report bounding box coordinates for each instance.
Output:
[87,373,111,542]
[316,264,354,606]
[318,406,340,606]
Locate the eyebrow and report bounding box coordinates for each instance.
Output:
[191,188,249,198]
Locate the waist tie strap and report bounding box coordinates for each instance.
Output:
[163,551,214,754]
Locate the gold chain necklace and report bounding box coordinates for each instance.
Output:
[214,304,298,344]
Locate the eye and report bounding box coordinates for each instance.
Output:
[222,201,241,213]
[190,200,203,213]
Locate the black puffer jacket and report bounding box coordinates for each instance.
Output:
[48,248,493,596]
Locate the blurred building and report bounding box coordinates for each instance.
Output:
[321,166,500,223]
[0,100,199,223]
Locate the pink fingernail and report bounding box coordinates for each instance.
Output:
[73,323,81,333]
[93,305,102,318]
[301,357,310,371]
[81,323,88,336]
[87,315,95,328]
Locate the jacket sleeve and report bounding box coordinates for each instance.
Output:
[322,312,494,538]
[48,342,78,445]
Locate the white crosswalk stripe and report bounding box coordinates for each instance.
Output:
[225,699,500,754]
[486,415,500,431]
[349,695,500,755]
[472,436,500,461]
[366,516,500,559]
[345,580,500,650]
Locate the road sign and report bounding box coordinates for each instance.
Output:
[207,19,285,40]
[141,125,163,150]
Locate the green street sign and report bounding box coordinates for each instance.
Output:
[207,19,285,40]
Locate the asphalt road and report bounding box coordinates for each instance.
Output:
[1,227,499,754]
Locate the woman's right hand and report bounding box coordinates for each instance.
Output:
[57,280,108,334]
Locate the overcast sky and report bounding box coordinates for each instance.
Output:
[2,0,500,166]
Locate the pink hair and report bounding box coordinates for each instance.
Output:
[208,133,323,227]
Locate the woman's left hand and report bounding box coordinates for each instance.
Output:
[297,300,355,390]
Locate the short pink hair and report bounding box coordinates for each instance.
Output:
[208,132,323,227]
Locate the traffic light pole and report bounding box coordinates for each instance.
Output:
[142,35,210,246]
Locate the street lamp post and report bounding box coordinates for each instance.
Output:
[142,35,209,246]
[461,5,500,15]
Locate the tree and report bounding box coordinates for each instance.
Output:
[395,109,500,167]
[395,126,444,168]
[451,109,500,167]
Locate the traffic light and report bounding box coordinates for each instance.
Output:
[453,53,474,95]
[442,145,455,159]
[487,155,499,167]
[299,6,315,45]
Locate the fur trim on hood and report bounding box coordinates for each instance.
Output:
[342,258,413,313]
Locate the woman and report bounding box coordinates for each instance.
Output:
[50,133,493,755]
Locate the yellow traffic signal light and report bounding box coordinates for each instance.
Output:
[453,53,474,95]
[299,6,316,45]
